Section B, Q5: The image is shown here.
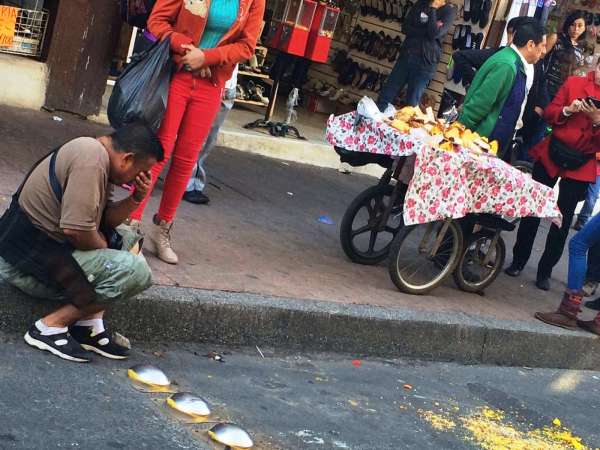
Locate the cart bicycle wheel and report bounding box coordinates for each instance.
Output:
[388,219,462,295]
[340,184,404,265]
[453,230,505,293]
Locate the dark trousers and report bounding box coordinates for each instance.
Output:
[511,161,589,280]
[376,52,435,110]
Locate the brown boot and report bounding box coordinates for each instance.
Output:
[149,215,178,265]
[534,291,583,331]
[577,314,600,336]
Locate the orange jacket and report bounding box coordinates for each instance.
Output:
[148,0,265,87]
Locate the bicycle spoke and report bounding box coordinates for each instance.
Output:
[368,230,378,252]
[351,224,372,237]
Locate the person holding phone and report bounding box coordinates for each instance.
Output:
[505,63,600,291]
[127,0,265,264]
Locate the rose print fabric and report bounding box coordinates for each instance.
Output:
[326,112,561,226]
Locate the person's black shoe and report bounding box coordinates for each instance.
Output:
[183,190,210,205]
[24,324,90,363]
[504,263,523,277]
[69,326,129,360]
[585,297,600,311]
[536,277,551,291]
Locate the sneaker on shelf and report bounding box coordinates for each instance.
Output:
[24,324,90,363]
[69,326,130,360]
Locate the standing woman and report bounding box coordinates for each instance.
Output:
[544,10,587,101]
[129,0,265,264]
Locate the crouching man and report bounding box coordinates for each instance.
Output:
[0,122,163,362]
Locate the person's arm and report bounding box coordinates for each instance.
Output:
[533,63,550,112]
[543,77,573,126]
[546,33,558,54]
[401,1,429,38]
[103,171,152,230]
[201,0,266,67]
[147,0,194,55]
[63,229,108,251]
[426,3,455,41]
[459,62,514,131]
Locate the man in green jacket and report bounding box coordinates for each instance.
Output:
[459,19,547,154]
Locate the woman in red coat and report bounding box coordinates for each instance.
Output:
[505,64,600,290]
[128,0,265,264]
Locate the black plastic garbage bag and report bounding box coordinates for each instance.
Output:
[108,38,173,132]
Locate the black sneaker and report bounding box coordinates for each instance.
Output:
[69,326,129,360]
[24,324,90,363]
[183,189,210,205]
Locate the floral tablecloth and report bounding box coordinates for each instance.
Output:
[326,112,562,226]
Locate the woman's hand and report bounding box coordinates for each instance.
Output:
[564,98,583,115]
[196,67,212,79]
[181,44,206,70]
[581,99,600,125]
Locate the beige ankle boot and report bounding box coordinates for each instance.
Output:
[149,215,178,264]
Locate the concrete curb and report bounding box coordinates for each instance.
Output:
[1,281,599,370]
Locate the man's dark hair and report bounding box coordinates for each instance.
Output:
[110,122,164,162]
[562,10,587,42]
[513,18,546,47]
[507,16,528,34]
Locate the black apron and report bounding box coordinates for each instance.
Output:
[0,147,96,307]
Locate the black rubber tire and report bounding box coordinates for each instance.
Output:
[340,184,402,265]
[453,230,506,293]
[512,160,533,175]
[388,220,462,295]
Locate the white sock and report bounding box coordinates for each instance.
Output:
[35,319,67,336]
[75,319,105,336]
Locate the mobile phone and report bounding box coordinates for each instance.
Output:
[587,96,600,108]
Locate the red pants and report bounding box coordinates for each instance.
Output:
[131,72,222,222]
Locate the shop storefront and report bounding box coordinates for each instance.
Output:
[0,0,121,116]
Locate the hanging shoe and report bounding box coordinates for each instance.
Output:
[473,32,484,49]
[463,0,471,21]
[470,0,482,24]
[479,0,491,28]
[452,25,462,50]
[464,27,472,49]
[149,214,179,264]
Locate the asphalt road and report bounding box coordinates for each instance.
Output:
[0,332,599,449]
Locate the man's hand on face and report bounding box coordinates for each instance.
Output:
[132,170,152,203]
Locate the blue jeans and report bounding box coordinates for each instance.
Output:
[568,212,600,290]
[377,53,435,109]
[577,174,600,224]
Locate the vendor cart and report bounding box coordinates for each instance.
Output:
[327,112,561,295]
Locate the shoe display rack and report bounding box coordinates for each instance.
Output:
[303,0,500,113]
[235,45,279,119]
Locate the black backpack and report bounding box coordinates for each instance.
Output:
[121,0,156,29]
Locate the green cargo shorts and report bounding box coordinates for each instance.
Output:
[0,225,152,304]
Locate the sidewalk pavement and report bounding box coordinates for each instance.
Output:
[1,105,599,369]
